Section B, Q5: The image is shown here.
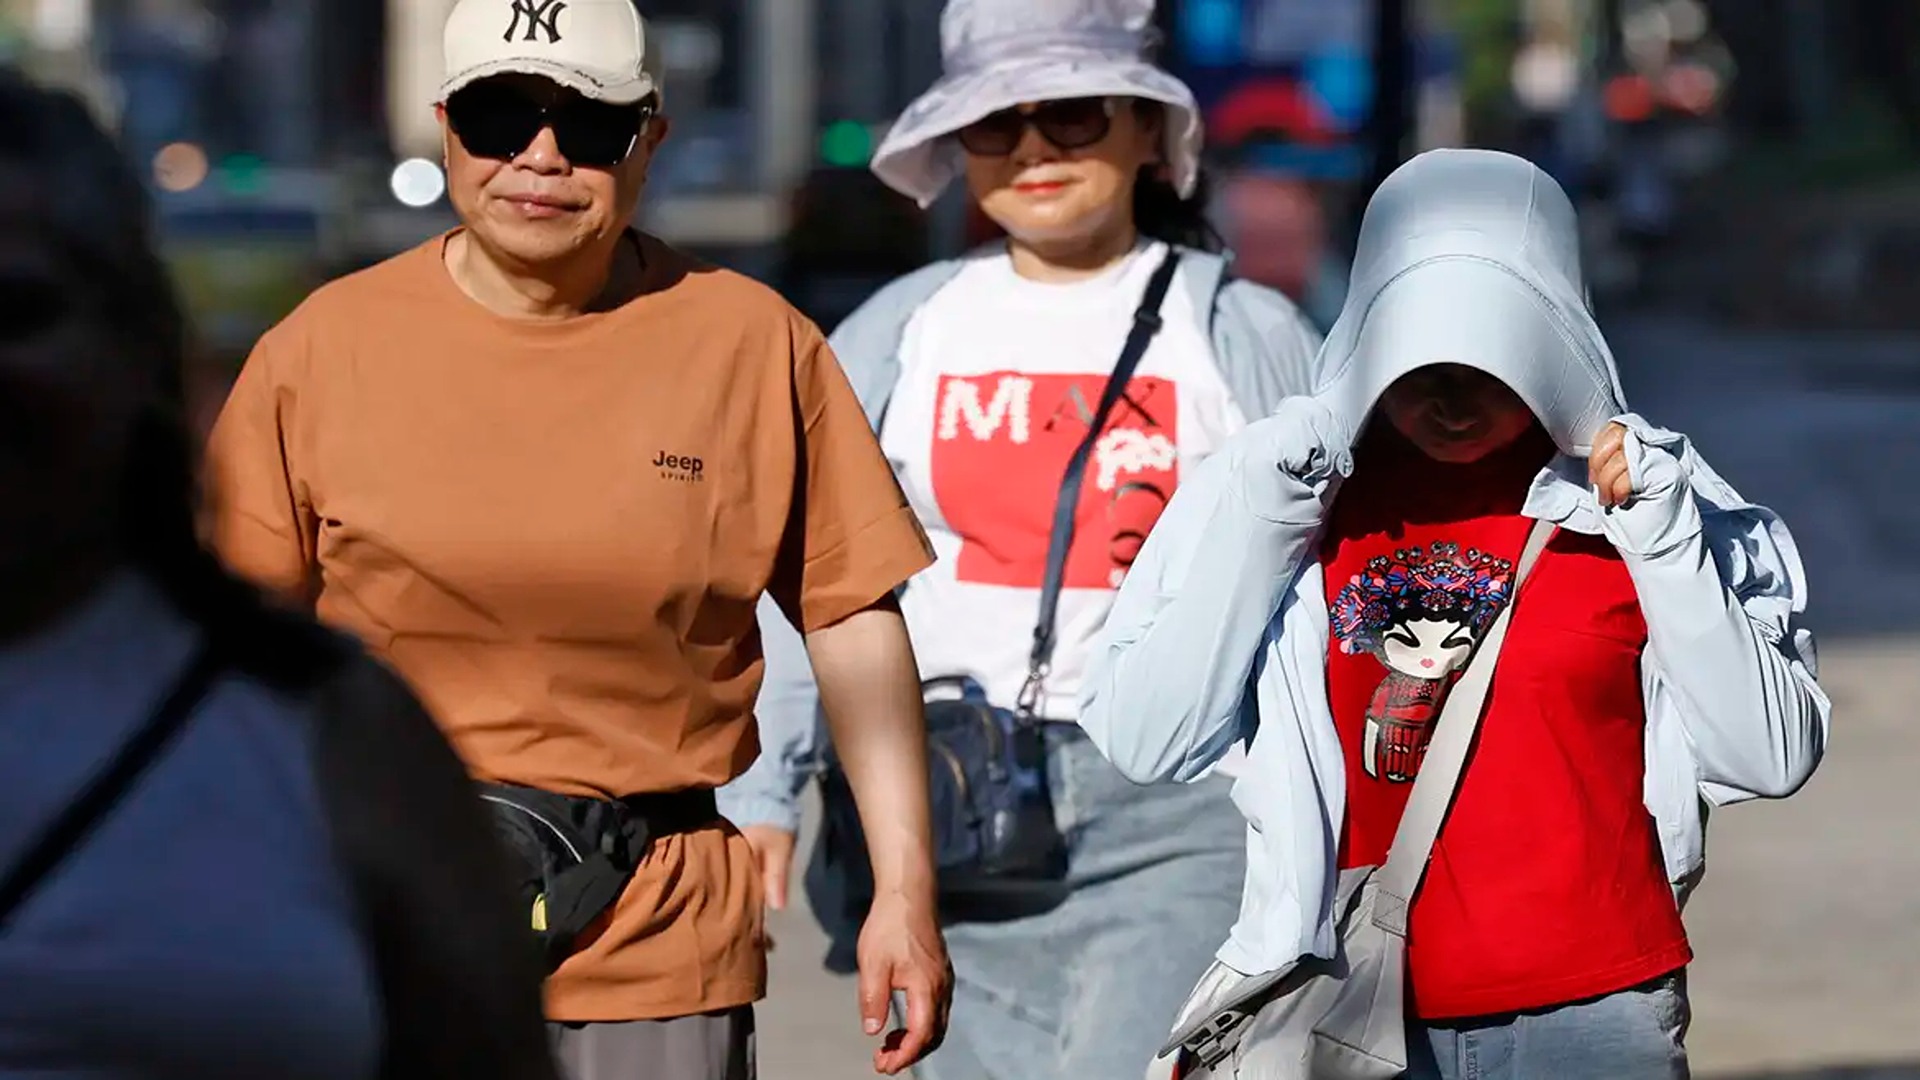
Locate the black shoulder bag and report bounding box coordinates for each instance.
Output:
[810,248,1184,937]
[0,646,222,931]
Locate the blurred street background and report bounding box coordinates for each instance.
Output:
[7,0,1919,1076]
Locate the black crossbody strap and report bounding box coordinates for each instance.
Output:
[0,643,222,930]
[1018,247,1182,718]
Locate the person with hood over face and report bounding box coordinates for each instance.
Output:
[1079,149,1830,1079]
[716,1,1323,1077]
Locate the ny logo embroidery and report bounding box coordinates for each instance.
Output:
[504,0,567,43]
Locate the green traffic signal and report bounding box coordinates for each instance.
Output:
[819,120,874,168]
[219,153,267,194]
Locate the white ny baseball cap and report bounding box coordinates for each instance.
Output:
[438,0,664,106]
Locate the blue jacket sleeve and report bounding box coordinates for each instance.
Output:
[1080,400,1352,783]
[1603,420,1831,802]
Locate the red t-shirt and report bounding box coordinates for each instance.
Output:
[1322,422,1691,1020]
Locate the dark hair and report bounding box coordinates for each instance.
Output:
[1,70,341,686]
[1131,100,1224,253]
[1134,167,1223,253]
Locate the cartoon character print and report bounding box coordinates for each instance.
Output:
[1330,542,1517,783]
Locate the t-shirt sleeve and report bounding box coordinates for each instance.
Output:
[202,328,320,607]
[768,322,933,633]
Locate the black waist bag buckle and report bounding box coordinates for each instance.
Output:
[479,782,713,974]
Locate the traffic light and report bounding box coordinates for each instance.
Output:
[819,120,876,168]
[217,154,268,196]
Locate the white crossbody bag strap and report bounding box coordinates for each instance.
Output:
[1371,518,1556,937]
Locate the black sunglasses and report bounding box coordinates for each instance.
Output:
[956,97,1117,157]
[445,82,654,168]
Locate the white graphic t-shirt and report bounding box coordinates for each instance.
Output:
[881,242,1246,722]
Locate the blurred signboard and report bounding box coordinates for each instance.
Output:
[156,172,328,359]
[1166,0,1376,180]
[167,235,319,359]
[632,0,756,198]
[387,0,459,160]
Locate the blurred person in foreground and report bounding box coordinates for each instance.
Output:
[717,1,1323,1077]
[0,71,557,1080]
[1083,149,1830,1078]
[201,1,951,1077]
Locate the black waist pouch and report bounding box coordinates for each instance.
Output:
[478,782,718,973]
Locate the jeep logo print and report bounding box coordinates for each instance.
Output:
[505,0,566,43]
[654,451,705,482]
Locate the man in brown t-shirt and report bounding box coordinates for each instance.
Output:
[203,1,951,1076]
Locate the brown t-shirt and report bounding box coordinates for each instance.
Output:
[204,232,933,1020]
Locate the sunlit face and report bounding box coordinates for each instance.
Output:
[438,75,667,270]
[962,98,1162,250]
[0,174,143,573]
[1380,617,1475,679]
[1377,364,1539,464]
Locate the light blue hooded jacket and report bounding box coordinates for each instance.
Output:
[1077,150,1831,978]
[717,246,1325,831]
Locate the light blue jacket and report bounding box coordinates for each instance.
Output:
[717,245,1326,831]
[1078,150,1832,977]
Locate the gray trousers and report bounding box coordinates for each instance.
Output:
[550,1007,755,1080]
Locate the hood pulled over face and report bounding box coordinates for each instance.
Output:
[1313,149,1628,459]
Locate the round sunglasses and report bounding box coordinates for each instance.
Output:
[445,82,655,169]
[956,97,1119,157]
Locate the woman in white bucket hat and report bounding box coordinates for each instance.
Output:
[718,2,1326,1077]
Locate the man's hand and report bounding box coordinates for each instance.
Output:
[858,890,952,1075]
[1590,421,1633,508]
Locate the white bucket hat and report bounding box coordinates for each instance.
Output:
[872,0,1206,208]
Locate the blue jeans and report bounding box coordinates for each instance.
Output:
[913,727,1247,1080]
[1408,972,1691,1080]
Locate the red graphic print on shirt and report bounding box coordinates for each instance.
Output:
[929,371,1180,589]
[1328,542,1518,782]
[1321,422,1691,1019]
